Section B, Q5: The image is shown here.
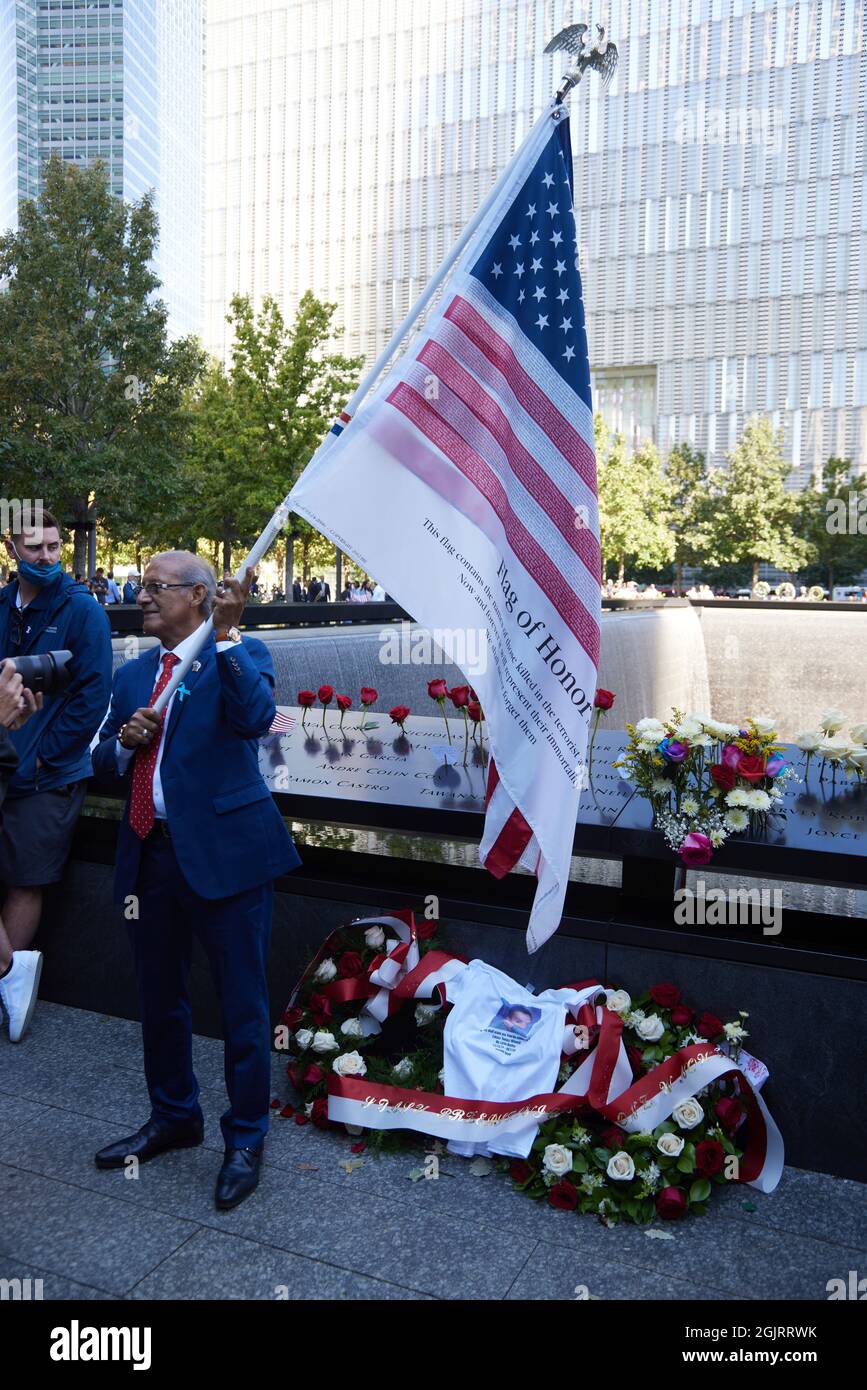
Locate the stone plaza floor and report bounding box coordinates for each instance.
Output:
[1,1001,865,1302]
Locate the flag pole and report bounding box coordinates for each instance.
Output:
[153,91,570,714]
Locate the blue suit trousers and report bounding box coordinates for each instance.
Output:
[128,833,273,1150]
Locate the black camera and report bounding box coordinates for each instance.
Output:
[0,650,74,698]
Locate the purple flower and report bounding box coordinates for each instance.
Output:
[765,755,787,778]
[721,743,743,771]
[658,737,689,763]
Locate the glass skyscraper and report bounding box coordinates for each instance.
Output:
[0,0,204,339]
[204,0,865,486]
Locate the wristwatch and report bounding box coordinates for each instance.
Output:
[215,626,242,643]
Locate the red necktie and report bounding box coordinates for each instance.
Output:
[129,652,180,840]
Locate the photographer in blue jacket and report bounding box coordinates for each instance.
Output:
[0,509,113,1039]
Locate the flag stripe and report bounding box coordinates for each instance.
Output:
[444,296,596,491]
[387,382,601,665]
[417,338,601,581]
[484,802,535,878]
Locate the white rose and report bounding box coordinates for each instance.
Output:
[363,925,386,949]
[672,1098,704,1130]
[819,736,850,761]
[848,746,867,769]
[751,717,777,736]
[340,1017,364,1038]
[311,1029,339,1054]
[392,1057,413,1081]
[294,1028,314,1050]
[415,1003,440,1026]
[656,1132,685,1157]
[819,708,846,734]
[313,957,337,983]
[850,722,867,743]
[606,1151,636,1181]
[793,730,822,752]
[332,1050,367,1078]
[605,988,631,1013]
[636,1013,665,1041]
[542,1143,573,1178]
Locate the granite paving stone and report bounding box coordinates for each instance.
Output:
[0,1163,199,1297]
[128,1227,432,1301]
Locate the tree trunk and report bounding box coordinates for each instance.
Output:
[70,494,89,575]
[752,558,759,589]
[335,548,343,596]
[618,555,625,585]
[135,544,142,575]
[675,561,684,595]
[302,538,310,585]
[286,533,296,595]
[221,525,232,576]
[87,523,96,577]
[827,565,834,594]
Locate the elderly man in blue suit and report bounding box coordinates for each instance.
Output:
[91,551,302,1210]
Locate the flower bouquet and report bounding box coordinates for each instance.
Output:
[505,983,757,1225]
[791,709,867,785]
[615,710,796,865]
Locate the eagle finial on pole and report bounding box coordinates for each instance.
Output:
[545,18,619,102]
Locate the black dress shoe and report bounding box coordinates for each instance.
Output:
[215,1144,263,1210]
[94,1116,204,1170]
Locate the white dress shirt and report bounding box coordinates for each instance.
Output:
[115,630,235,819]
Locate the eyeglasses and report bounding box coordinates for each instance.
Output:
[140,582,196,597]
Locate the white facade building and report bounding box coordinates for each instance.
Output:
[204,0,867,483]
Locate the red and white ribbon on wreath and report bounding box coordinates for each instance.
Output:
[350,914,466,1025]
[327,981,784,1194]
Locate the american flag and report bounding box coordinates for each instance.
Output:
[291,109,600,951]
[268,709,297,734]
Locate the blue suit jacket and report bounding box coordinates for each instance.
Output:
[91,634,302,903]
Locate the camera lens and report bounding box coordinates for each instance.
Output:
[0,650,74,697]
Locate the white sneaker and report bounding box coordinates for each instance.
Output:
[0,951,43,1042]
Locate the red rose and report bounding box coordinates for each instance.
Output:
[361,688,378,708]
[428,678,448,700]
[270,1098,281,1109]
[389,705,410,726]
[671,1005,694,1027]
[308,992,332,1025]
[650,982,680,1009]
[448,685,471,708]
[294,1112,308,1126]
[467,701,482,723]
[738,755,767,783]
[282,1005,304,1029]
[317,684,334,705]
[697,1011,724,1041]
[695,1138,725,1178]
[336,694,352,712]
[601,1125,625,1150]
[301,1064,324,1087]
[627,1045,645,1074]
[594,688,616,710]
[710,763,736,792]
[311,1097,331,1130]
[510,1160,533,1184]
[415,920,438,940]
[351,1141,366,1154]
[548,1180,578,1210]
[297,690,316,708]
[656,1186,687,1220]
[279,1104,294,1118]
[715,1097,745,1133]
[336,951,364,978]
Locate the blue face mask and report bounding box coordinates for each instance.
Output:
[12,545,62,588]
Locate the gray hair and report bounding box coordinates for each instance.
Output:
[152,551,217,617]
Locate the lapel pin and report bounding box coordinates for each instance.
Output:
[177,683,192,702]
[191,660,201,672]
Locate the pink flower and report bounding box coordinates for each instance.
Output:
[680,831,713,866]
[721,743,743,771]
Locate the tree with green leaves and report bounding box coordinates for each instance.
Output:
[707,417,811,589]
[595,414,674,582]
[797,456,867,592]
[179,291,362,577]
[0,155,203,572]
[666,441,713,593]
